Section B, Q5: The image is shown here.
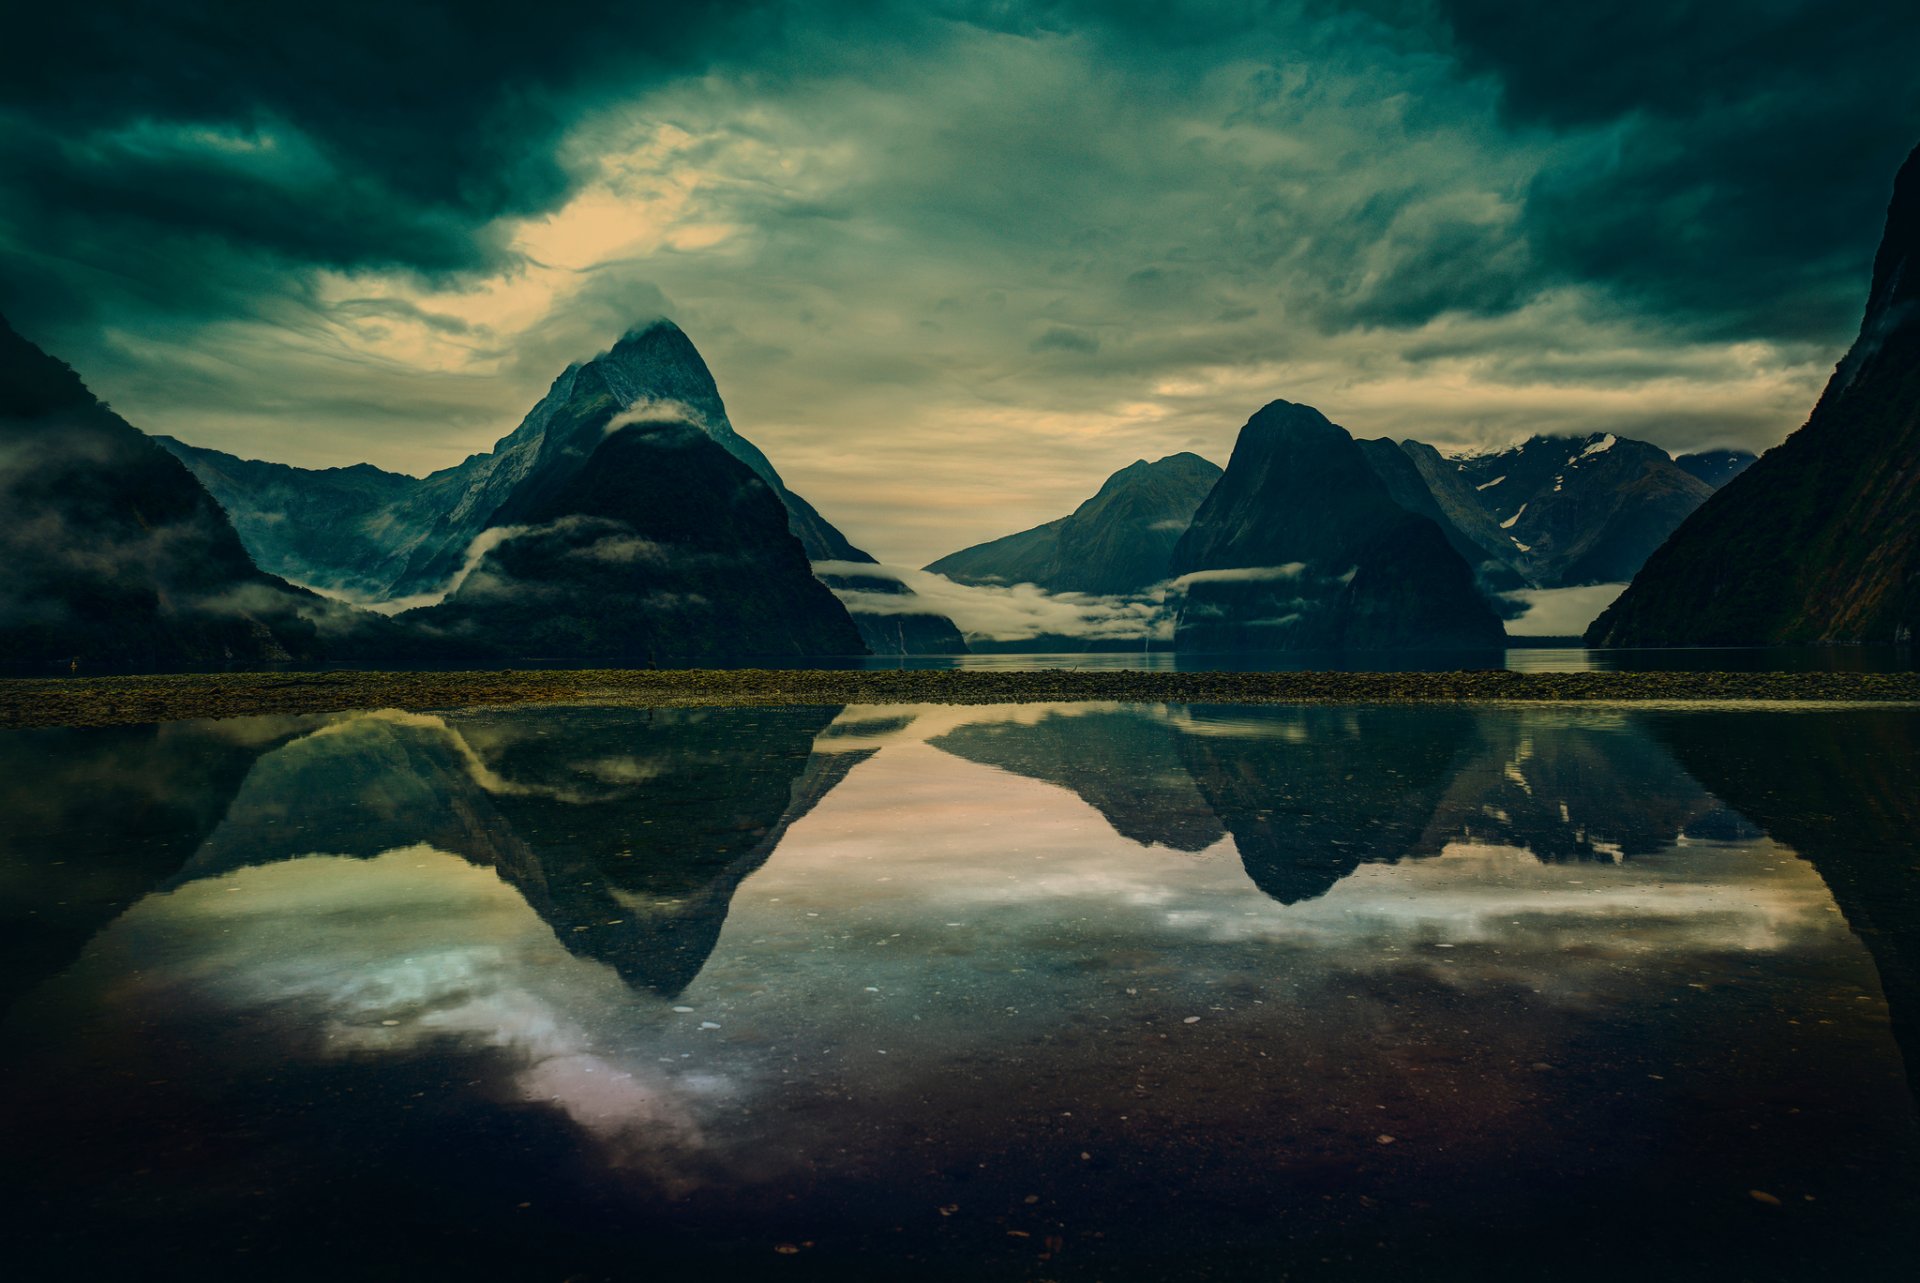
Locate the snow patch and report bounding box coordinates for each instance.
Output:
[1474,475,1506,491]
[1499,504,1527,529]
[1578,433,1618,459]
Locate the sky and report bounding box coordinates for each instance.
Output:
[3,1,1916,567]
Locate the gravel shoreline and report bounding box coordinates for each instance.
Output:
[3,667,1919,729]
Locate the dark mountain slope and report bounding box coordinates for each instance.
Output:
[406,417,864,660]
[1355,438,1527,594]
[1397,440,1535,572]
[926,453,1222,596]
[1589,143,1920,646]
[1168,401,1506,651]
[154,438,423,599]
[1451,434,1713,587]
[0,315,335,666]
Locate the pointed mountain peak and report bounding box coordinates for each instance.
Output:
[594,317,716,388]
[1242,399,1346,442]
[1867,142,1920,320]
[617,316,684,343]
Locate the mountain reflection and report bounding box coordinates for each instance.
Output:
[1653,709,1920,1096]
[8,701,1917,1014]
[5,701,1918,1281]
[924,703,1758,900]
[1,706,860,1002]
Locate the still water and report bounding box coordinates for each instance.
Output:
[859,645,1920,672]
[3,703,1917,1280]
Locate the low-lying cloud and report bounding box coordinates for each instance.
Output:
[1500,582,1627,637]
[605,399,708,435]
[815,560,1171,643]
[1165,564,1308,592]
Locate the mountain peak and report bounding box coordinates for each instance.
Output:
[1088,452,1223,502]
[616,316,683,344]
[1837,142,1920,388]
[594,318,719,399]
[1170,398,1504,651]
[1245,399,1341,437]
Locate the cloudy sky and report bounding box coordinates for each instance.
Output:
[3,1,1916,565]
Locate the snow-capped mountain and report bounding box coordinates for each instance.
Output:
[1437,432,1713,587]
[161,320,967,655]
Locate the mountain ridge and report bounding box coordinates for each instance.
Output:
[1588,142,1920,646]
[925,452,1221,596]
[0,314,347,666]
[1168,400,1507,651]
[159,319,967,654]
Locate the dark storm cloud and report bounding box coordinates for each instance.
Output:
[0,0,778,329]
[1427,0,1920,340]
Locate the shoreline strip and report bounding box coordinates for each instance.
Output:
[3,668,1919,729]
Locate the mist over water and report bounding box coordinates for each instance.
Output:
[3,702,1917,1280]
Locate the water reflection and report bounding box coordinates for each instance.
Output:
[2,702,1917,1280]
[162,706,860,997]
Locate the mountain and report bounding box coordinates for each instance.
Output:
[1359,434,1727,595]
[162,705,863,999]
[1654,708,1920,1098]
[0,315,339,666]
[161,321,965,654]
[1445,434,1713,587]
[1588,143,1920,646]
[153,439,424,600]
[1673,449,1758,489]
[1354,438,1528,594]
[403,416,864,659]
[925,453,1222,595]
[1167,400,1506,651]
[929,707,1226,851]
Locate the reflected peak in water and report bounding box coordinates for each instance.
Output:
[3,701,1919,1279]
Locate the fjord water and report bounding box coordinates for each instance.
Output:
[2,705,1916,1280]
